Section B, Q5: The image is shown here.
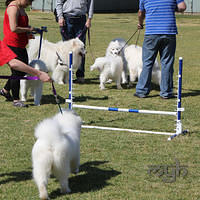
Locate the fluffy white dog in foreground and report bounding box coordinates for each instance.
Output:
[90,56,123,90]
[106,38,128,84]
[28,36,85,84]
[32,110,82,199]
[20,60,48,106]
[124,45,161,85]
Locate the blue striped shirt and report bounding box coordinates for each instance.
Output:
[139,0,184,35]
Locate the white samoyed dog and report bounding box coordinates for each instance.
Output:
[20,59,48,106]
[28,36,85,84]
[106,38,128,84]
[32,110,82,200]
[124,44,161,85]
[90,56,123,90]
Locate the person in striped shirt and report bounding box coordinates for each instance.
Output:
[134,0,186,99]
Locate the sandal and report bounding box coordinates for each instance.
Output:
[0,89,13,101]
[13,101,28,108]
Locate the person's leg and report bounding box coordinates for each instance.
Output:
[60,16,75,41]
[159,35,176,98]
[0,78,12,101]
[10,69,26,100]
[7,46,28,107]
[135,35,159,96]
[74,16,86,80]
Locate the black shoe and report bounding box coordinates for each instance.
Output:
[13,101,28,108]
[134,93,147,98]
[0,89,13,101]
[160,95,176,99]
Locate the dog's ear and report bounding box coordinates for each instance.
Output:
[73,38,79,47]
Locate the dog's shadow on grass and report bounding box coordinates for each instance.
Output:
[49,160,121,199]
[81,77,99,85]
[74,95,108,102]
[41,95,66,105]
[26,94,66,106]
[0,170,32,185]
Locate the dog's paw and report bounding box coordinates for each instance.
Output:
[21,98,26,102]
[117,85,123,90]
[58,81,64,85]
[90,66,94,71]
[106,79,112,84]
[61,187,71,194]
[100,86,105,90]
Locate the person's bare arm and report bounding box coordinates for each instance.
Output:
[138,10,145,29]
[7,6,33,33]
[8,59,51,82]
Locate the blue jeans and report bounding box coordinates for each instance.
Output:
[60,15,86,78]
[136,34,176,97]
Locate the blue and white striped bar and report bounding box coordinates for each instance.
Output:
[68,52,73,110]
[73,104,177,116]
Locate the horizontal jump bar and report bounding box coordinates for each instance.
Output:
[73,104,177,116]
[82,125,174,136]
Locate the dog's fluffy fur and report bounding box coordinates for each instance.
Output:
[20,59,48,106]
[106,38,128,84]
[32,110,82,200]
[28,36,85,84]
[124,44,161,85]
[90,56,123,90]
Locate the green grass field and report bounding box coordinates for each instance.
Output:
[0,11,200,200]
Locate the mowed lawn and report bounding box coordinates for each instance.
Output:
[0,11,200,200]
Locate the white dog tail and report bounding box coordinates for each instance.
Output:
[34,118,63,142]
[90,57,106,72]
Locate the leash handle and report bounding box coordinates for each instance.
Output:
[77,25,87,39]
[120,29,138,53]
[33,26,48,59]
[0,75,39,80]
[87,28,91,46]
[51,82,63,114]
[135,29,141,47]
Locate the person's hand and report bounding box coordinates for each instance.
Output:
[85,18,92,28]
[137,24,144,29]
[58,18,65,27]
[27,32,35,39]
[28,26,35,32]
[38,71,52,82]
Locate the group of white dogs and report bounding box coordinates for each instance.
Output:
[23,37,162,199]
[91,38,161,90]
[21,36,161,106]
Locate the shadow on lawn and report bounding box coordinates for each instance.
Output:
[81,77,99,85]
[25,94,66,106]
[181,88,200,98]
[74,95,108,102]
[0,170,32,185]
[49,160,121,199]
[0,161,121,198]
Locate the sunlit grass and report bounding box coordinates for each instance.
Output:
[0,11,200,200]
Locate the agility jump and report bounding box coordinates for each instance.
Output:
[66,52,187,140]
